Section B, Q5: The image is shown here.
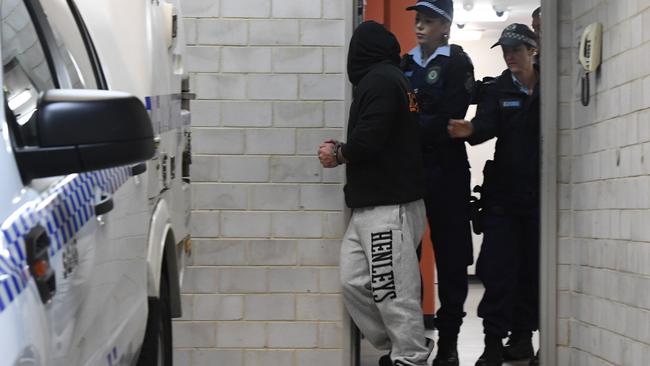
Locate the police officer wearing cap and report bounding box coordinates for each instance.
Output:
[448,23,540,366]
[401,1,475,366]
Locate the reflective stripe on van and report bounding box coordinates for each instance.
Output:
[0,167,130,313]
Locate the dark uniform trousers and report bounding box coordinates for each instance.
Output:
[423,157,473,337]
[402,45,476,338]
[468,66,541,340]
[476,207,539,338]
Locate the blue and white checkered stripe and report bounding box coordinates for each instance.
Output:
[145,94,187,135]
[0,167,131,313]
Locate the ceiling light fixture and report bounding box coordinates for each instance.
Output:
[453,3,509,23]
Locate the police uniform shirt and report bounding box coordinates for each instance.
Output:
[468,67,541,209]
[402,44,475,147]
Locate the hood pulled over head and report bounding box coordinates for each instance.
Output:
[347,21,401,85]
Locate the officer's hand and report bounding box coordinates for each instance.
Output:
[448,119,474,138]
[318,142,338,168]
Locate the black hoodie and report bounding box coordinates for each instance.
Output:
[341,21,424,208]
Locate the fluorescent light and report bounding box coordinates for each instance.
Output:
[449,30,483,41]
[453,4,509,23]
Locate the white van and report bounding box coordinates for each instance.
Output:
[0,0,191,365]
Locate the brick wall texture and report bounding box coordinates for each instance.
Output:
[175,1,350,365]
[557,1,650,364]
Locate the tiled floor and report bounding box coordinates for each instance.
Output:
[359,281,539,366]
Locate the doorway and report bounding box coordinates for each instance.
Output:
[351,1,557,365]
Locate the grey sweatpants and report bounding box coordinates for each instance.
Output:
[340,199,431,366]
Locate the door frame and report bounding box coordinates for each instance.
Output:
[539,0,559,365]
[346,0,560,364]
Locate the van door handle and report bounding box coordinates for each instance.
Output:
[130,162,147,176]
[94,193,114,216]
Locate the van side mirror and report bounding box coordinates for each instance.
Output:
[14,89,155,180]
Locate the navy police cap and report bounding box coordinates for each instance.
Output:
[406,0,454,22]
[491,23,538,49]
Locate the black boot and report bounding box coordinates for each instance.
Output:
[475,334,504,366]
[432,336,459,366]
[503,331,534,361]
[529,351,539,366]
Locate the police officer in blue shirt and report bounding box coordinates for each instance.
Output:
[402,1,475,365]
[449,23,540,366]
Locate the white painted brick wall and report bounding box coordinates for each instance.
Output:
[244,294,295,320]
[221,101,272,127]
[186,46,220,73]
[220,0,270,18]
[245,350,293,366]
[249,20,299,45]
[192,183,248,210]
[221,47,272,73]
[191,240,247,266]
[249,239,298,265]
[181,0,220,18]
[558,1,650,365]
[178,1,349,364]
[272,0,321,19]
[193,295,243,320]
[272,47,323,73]
[247,74,299,100]
[249,185,300,210]
[267,322,318,348]
[189,100,220,126]
[197,19,247,45]
[245,128,296,155]
[300,74,346,100]
[193,350,242,366]
[195,74,246,99]
[216,322,266,347]
[219,156,270,182]
[273,101,324,127]
[301,20,346,46]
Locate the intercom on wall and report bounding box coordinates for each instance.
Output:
[578,22,603,106]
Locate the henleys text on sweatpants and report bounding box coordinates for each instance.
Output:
[371,230,397,303]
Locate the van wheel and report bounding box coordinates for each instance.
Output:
[138,272,172,366]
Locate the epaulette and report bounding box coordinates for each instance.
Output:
[481,76,497,85]
[471,76,497,104]
[450,44,473,66]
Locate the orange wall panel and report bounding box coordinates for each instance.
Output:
[364,0,386,24]
[364,0,417,55]
[387,0,417,54]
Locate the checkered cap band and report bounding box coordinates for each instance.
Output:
[501,31,538,48]
[415,1,453,22]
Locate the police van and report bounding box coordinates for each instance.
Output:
[0,0,191,365]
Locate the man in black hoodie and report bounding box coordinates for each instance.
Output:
[318,21,430,366]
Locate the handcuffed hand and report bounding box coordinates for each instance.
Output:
[448,119,474,138]
[318,139,339,168]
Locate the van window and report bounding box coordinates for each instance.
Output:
[39,1,98,89]
[1,0,55,133]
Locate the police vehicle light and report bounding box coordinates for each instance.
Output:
[32,260,49,278]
